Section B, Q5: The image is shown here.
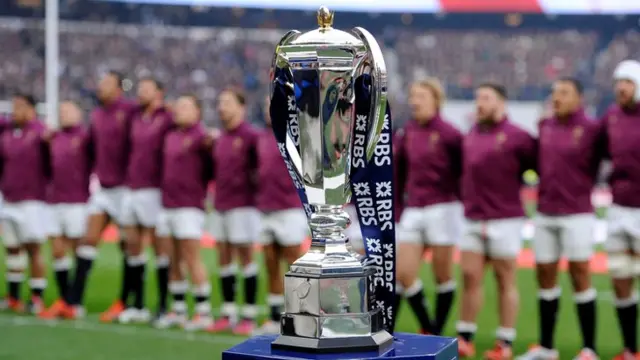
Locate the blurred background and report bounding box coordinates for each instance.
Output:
[2,0,640,133]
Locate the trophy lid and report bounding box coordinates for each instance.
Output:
[289,6,363,47]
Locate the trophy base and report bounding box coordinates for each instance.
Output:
[222,333,458,360]
[271,330,393,354]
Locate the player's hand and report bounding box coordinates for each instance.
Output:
[210,128,221,140]
[42,129,54,142]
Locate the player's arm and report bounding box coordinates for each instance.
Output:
[40,129,52,180]
[517,130,538,177]
[247,131,259,190]
[446,128,464,197]
[393,128,407,218]
[121,104,137,172]
[86,122,96,174]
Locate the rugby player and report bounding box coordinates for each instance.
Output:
[395,78,463,336]
[602,60,640,360]
[39,101,93,319]
[517,78,602,360]
[207,89,260,335]
[155,94,214,331]
[456,83,536,359]
[64,71,136,320]
[0,94,50,314]
[118,77,174,323]
[252,96,305,335]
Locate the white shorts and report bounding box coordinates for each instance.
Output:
[43,204,57,237]
[209,207,261,245]
[459,217,524,259]
[88,186,127,223]
[49,203,88,239]
[156,207,205,240]
[120,188,162,228]
[2,201,49,246]
[534,213,595,263]
[398,202,464,246]
[260,208,308,247]
[344,205,363,251]
[606,205,640,254]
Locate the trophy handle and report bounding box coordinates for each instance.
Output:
[352,27,388,162]
[270,30,305,181]
[270,30,302,98]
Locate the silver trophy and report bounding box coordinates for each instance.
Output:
[269,6,393,353]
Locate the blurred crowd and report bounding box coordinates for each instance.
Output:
[1,1,640,125]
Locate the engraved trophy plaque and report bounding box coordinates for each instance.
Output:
[268,5,394,354]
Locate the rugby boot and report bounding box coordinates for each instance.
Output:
[118,308,151,324]
[39,299,69,319]
[0,297,25,313]
[28,296,45,315]
[99,300,125,323]
[184,314,213,332]
[484,341,513,360]
[572,348,599,360]
[62,305,85,320]
[206,316,233,333]
[515,345,559,360]
[232,319,256,336]
[613,350,640,360]
[457,337,476,358]
[154,311,187,329]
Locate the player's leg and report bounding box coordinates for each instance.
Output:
[255,209,305,335]
[253,213,280,334]
[139,189,169,317]
[151,229,171,317]
[425,202,463,335]
[564,215,598,359]
[1,213,26,312]
[456,221,486,358]
[230,208,260,335]
[22,201,49,315]
[209,210,237,331]
[397,208,434,334]
[39,226,72,319]
[67,191,112,319]
[516,216,561,360]
[118,190,148,323]
[606,206,638,358]
[154,209,187,329]
[174,208,211,331]
[484,218,522,360]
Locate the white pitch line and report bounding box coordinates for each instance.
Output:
[0,311,265,345]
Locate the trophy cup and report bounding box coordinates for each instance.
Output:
[267,5,393,354]
[222,6,458,360]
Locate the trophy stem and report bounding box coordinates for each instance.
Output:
[308,204,350,246]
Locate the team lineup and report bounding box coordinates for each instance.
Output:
[1,57,640,360]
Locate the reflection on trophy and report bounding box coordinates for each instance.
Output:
[268,5,394,353]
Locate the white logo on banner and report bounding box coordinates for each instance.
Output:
[287,95,300,146]
[352,114,367,169]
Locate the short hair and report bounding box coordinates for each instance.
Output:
[556,77,584,95]
[107,70,124,90]
[139,76,165,92]
[182,93,202,111]
[13,92,36,108]
[477,82,508,100]
[412,78,446,109]
[222,88,246,106]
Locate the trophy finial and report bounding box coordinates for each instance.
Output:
[317,6,334,29]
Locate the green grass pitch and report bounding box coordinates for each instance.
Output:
[0,242,628,359]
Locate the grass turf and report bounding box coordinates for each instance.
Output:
[0,242,628,360]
